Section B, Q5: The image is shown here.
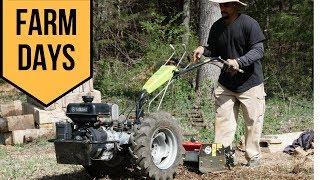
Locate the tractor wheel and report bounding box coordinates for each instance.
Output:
[130,112,184,180]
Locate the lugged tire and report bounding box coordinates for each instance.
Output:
[129,112,184,180]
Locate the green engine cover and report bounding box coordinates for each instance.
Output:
[142,65,177,94]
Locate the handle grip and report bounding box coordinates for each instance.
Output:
[208,57,244,73]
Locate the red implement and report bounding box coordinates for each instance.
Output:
[182,141,202,151]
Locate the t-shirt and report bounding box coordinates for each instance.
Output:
[203,13,265,93]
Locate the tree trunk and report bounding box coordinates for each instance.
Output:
[182,0,190,45]
[195,1,221,99]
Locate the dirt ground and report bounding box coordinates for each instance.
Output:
[0,140,313,180]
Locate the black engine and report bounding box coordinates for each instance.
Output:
[54,96,131,166]
[66,96,113,125]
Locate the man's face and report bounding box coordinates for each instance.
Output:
[219,2,238,18]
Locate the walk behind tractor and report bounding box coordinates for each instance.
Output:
[53,45,244,179]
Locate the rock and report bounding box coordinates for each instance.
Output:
[89,79,94,91]
[82,80,91,92]
[34,109,52,125]
[260,135,283,144]
[12,129,26,144]
[0,114,34,132]
[0,132,12,145]
[26,97,56,111]
[39,123,54,130]
[72,86,82,93]
[63,92,84,107]
[24,78,101,109]
[33,107,67,125]
[91,90,102,103]
[24,128,55,142]
[55,99,63,109]
[23,102,69,126]
[0,100,23,117]
[0,118,7,132]
[22,102,37,115]
[12,128,54,145]
[62,90,101,108]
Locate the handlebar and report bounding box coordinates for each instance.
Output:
[212,57,244,73]
[174,56,244,78]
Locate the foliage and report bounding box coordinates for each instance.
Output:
[246,0,313,99]
[93,1,197,113]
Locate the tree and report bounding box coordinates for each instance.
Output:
[182,0,190,44]
[195,1,221,98]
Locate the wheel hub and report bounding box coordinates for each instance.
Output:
[150,128,178,169]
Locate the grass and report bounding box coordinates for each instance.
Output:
[0,138,313,179]
[0,82,27,104]
[0,139,86,179]
[263,97,313,134]
[0,148,7,158]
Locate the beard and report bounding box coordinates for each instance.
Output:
[221,12,229,18]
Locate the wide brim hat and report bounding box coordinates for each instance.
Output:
[209,0,247,6]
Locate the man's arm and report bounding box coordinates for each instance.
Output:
[203,45,215,57]
[193,31,216,62]
[193,43,216,62]
[236,42,264,68]
[236,17,265,67]
[193,44,216,63]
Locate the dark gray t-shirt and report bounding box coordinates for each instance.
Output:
[204,14,265,92]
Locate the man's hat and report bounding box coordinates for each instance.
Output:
[209,0,248,6]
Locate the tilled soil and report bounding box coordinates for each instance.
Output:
[0,141,313,180]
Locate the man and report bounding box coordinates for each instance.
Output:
[193,0,266,167]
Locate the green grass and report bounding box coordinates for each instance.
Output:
[263,97,313,134]
[0,139,86,179]
[0,84,27,104]
[0,148,7,159]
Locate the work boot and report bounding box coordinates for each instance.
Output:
[224,146,236,169]
[245,156,261,167]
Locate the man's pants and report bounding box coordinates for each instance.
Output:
[214,83,266,161]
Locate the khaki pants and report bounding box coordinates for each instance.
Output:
[214,83,266,161]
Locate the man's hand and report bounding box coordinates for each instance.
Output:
[193,46,204,63]
[226,59,240,76]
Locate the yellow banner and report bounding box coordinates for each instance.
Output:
[2,0,92,106]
